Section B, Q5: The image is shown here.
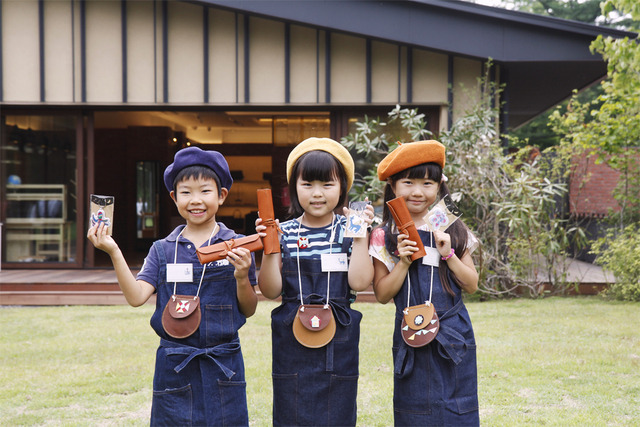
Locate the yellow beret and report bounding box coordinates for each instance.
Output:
[377,140,446,181]
[286,137,355,190]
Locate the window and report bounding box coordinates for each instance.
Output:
[1,115,77,263]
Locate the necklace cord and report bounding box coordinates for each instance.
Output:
[296,214,335,308]
[173,223,218,299]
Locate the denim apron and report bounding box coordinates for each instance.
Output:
[271,226,362,426]
[391,229,479,426]
[148,230,249,427]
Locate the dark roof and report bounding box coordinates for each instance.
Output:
[190,0,637,128]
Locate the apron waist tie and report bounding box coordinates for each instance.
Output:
[160,338,240,379]
[394,298,467,378]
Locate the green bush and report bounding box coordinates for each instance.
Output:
[591,223,640,301]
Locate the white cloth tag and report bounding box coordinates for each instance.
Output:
[167,263,193,282]
[321,253,349,272]
[422,247,441,267]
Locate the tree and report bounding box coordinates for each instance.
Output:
[549,0,640,300]
[342,63,585,298]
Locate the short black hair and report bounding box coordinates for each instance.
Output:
[287,150,349,218]
[172,165,222,195]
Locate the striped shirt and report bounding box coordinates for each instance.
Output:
[280,215,349,259]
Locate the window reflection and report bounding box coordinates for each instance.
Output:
[2,115,77,263]
[136,161,159,239]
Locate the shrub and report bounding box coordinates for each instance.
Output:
[591,223,640,301]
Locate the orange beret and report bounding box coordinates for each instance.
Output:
[377,140,446,181]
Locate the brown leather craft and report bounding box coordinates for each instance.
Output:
[292,304,336,348]
[386,197,427,260]
[401,303,439,348]
[257,188,281,254]
[196,234,263,264]
[162,295,201,339]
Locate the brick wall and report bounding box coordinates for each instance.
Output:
[569,149,640,217]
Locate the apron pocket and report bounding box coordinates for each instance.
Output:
[273,373,298,425]
[151,384,193,426]
[450,343,479,414]
[392,346,431,415]
[328,374,359,426]
[218,379,249,426]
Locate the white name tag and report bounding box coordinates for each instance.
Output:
[321,253,349,272]
[422,247,441,267]
[167,263,193,282]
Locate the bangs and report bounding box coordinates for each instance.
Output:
[391,162,442,182]
[296,151,342,183]
[173,165,222,193]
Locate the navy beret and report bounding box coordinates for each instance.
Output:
[163,146,233,192]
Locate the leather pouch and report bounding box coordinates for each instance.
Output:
[292,304,336,348]
[257,188,281,254]
[196,234,263,264]
[386,197,427,260]
[401,303,439,348]
[161,295,201,339]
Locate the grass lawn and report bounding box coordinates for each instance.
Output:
[1,297,639,426]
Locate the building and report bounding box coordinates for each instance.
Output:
[0,0,634,271]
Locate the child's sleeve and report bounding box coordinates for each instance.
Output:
[368,227,397,272]
[466,229,480,254]
[135,245,161,289]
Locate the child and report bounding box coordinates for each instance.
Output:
[369,140,480,426]
[256,137,374,426]
[87,146,258,426]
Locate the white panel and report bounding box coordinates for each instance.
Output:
[210,9,237,103]
[330,33,366,103]
[371,41,398,103]
[167,2,204,103]
[439,105,449,132]
[290,25,317,104]
[127,1,156,103]
[85,1,122,102]
[44,1,73,102]
[399,46,407,104]
[452,57,482,122]
[2,1,39,102]
[248,17,284,103]
[412,50,448,104]
[236,14,245,103]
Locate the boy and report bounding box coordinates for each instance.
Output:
[87,146,258,426]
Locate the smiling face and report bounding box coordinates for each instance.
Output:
[392,174,440,219]
[170,176,228,229]
[295,176,341,227]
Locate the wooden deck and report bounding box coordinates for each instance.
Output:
[0,269,141,305]
[0,269,377,305]
[0,256,610,305]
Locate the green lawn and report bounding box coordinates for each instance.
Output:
[1,297,639,426]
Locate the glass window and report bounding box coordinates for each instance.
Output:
[136,161,159,239]
[1,115,77,263]
[274,115,331,145]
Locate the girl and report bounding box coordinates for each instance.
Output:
[256,137,374,426]
[370,140,480,426]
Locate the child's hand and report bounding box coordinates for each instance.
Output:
[433,230,452,258]
[363,201,375,228]
[255,217,280,238]
[228,247,252,280]
[397,233,419,265]
[87,223,118,255]
[342,198,374,238]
